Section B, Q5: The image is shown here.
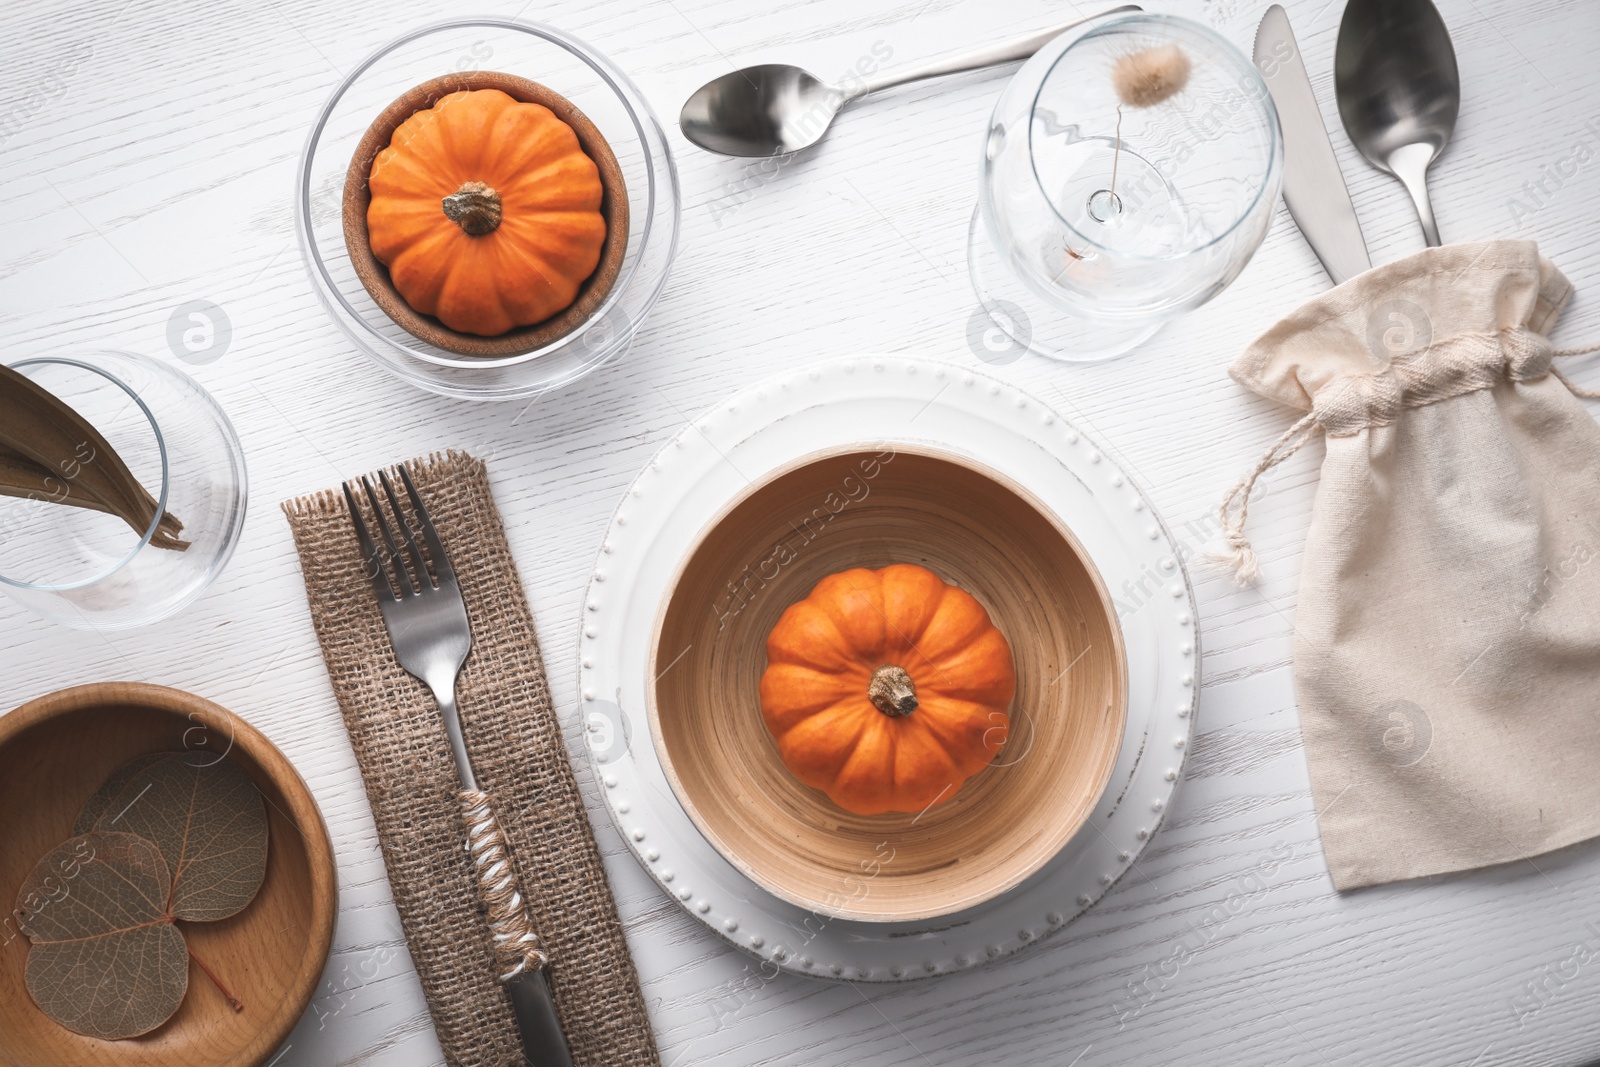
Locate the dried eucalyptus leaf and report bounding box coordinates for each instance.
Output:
[15,831,189,1040]
[0,443,120,518]
[73,753,170,835]
[0,363,186,549]
[14,757,269,1040]
[0,441,185,544]
[0,363,150,518]
[94,753,269,921]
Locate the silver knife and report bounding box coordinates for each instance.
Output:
[1254,4,1371,285]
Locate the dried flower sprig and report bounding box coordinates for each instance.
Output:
[1106,43,1192,209]
[1112,43,1192,109]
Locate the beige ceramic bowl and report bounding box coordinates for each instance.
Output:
[650,447,1127,922]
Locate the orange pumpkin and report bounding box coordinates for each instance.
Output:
[759,564,1016,815]
[366,88,606,337]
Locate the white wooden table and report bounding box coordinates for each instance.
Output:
[4,0,1599,1063]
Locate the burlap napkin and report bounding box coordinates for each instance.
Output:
[282,450,659,1067]
[1214,240,1600,890]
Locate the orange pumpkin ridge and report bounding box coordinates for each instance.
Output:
[759,563,1016,815]
[366,87,607,337]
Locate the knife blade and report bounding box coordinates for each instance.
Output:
[506,970,575,1067]
[1254,4,1371,285]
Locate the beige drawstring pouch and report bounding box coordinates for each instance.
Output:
[1216,239,1600,890]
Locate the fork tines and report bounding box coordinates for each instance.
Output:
[341,466,457,603]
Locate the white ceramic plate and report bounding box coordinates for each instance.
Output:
[578,356,1198,981]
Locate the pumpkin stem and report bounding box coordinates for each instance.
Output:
[867,665,918,717]
[441,181,503,236]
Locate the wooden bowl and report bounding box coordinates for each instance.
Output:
[651,447,1127,922]
[342,70,630,358]
[0,683,336,1066]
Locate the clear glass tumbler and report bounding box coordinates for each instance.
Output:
[969,13,1282,362]
[0,351,247,630]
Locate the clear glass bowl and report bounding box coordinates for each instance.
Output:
[0,352,247,630]
[296,17,680,401]
[969,13,1282,361]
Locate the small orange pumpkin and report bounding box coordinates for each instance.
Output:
[366,88,606,336]
[759,564,1016,815]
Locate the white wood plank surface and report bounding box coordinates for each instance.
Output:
[3,0,1599,1064]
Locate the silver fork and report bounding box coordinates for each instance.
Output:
[343,467,574,1067]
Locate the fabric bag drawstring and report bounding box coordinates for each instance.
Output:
[1209,338,1600,585]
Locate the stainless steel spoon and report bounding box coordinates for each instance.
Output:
[1334,0,1460,246]
[680,7,1139,157]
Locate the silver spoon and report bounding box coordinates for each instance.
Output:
[1334,0,1460,246]
[679,7,1140,157]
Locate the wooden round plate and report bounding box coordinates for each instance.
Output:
[653,449,1127,921]
[0,683,336,1065]
[342,70,630,359]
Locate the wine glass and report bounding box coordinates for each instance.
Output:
[968,13,1282,362]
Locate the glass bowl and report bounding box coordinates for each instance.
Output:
[296,17,680,401]
[0,351,247,630]
[969,13,1282,361]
